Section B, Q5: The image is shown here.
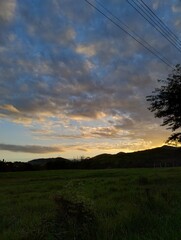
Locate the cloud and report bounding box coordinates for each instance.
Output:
[172,2,181,13]
[0,0,180,159]
[175,19,181,28]
[0,104,19,113]
[0,143,63,154]
[81,125,130,139]
[0,140,154,155]
[0,0,174,125]
[76,44,96,57]
[0,0,16,21]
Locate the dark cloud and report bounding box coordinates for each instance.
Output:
[0,143,63,153]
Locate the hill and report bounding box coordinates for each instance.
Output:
[29,157,69,166]
[28,157,71,169]
[27,145,181,169]
[83,145,181,169]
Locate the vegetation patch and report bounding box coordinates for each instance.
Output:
[1,169,181,240]
[52,183,97,240]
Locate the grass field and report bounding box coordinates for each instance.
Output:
[1,168,181,240]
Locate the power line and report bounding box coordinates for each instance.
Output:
[138,0,181,46]
[84,0,174,69]
[85,0,173,69]
[128,0,181,50]
[94,0,172,68]
[134,0,181,48]
[136,0,181,46]
[126,0,181,53]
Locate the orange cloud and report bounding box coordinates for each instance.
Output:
[0,104,19,113]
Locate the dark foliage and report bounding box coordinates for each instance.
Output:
[147,64,181,144]
[0,160,35,172]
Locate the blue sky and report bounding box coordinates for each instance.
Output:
[0,0,181,161]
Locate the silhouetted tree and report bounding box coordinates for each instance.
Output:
[147,64,181,144]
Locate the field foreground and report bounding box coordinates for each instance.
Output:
[1,168,181,240]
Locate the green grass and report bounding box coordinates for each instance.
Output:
[1,168,181,239]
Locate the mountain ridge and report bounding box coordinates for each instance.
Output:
[28,145,181,169]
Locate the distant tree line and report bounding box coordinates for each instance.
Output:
[0,160,35,172]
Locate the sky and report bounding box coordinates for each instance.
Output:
[0,0,181,162]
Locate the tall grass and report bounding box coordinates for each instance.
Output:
[1,168,181,239]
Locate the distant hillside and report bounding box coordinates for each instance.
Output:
[27,145,181,169]
[81,145,181,169]
[2,145,180,172]
[29,157,70,168]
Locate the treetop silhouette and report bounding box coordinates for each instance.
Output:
[147,64,181,144]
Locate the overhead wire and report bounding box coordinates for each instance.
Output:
[126,0,181,53]
[133,0,181,47]
[138,0,181,46]
[94,0,172,68]
[127,0,181,50]
[84,0,174,69]
[136,0,181,46]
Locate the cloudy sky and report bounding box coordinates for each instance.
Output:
[0,0,181,162]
